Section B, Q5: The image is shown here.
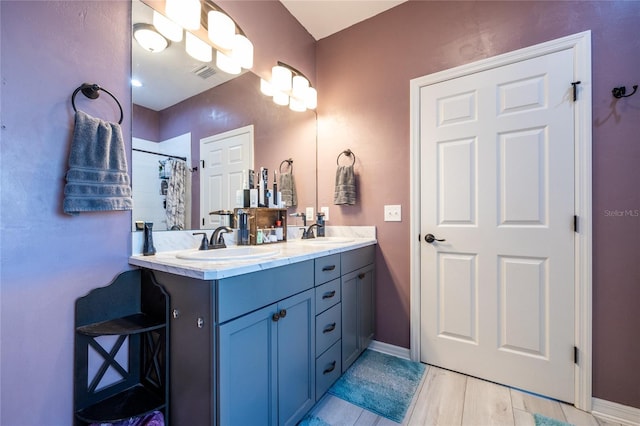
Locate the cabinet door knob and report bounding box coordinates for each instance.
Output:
[323,361,337,374]
[322,290,336,299]
[323,322,337,333]
[172,309,180,319]
[197,317,205,328]
[358,273,366,280]
[279,309,287,319]
[272,312,280,322]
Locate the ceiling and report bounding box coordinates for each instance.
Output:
[132,0,407,111]
[279,0,408,41]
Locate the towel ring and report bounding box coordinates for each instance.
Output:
[71,83,123,124]
[337,149,356,166]
[279,158,293,173]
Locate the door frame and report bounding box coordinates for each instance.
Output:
[409,31,592,410]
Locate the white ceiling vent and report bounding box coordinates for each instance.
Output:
[192,65,217,80]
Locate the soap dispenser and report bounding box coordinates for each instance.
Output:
[142,222,156,256]
[316,212,325,237]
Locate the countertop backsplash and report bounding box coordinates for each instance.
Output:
[131,225,376,256]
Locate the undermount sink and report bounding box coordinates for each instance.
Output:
[299,237,355,245]
[176,246,281,262]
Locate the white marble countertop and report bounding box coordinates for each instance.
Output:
[129,226,376,280]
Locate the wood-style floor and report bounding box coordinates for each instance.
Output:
[307,364,620,426]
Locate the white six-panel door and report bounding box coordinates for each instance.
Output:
[200,125,253,229]
[419,48,576,402]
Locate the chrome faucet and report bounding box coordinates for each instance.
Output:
[210,226,233,249]
[301,223,323,239]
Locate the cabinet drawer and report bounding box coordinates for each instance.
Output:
[315,279,341,314]
[316,340,341,400]
[341,245,375,275]
[315,254,341,285]
[316,303,341,354]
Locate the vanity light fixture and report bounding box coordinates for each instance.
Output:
[261,62,317,112]
[133,23,169,53]
[139,1,253,75]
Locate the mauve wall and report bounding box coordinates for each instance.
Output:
[316,0,640,408]
[133,104,161,142]
[0,1,132,424]
[133,73,317,227]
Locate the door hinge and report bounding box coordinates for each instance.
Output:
[418,233,421,242]
[202,218,205,226]
[574,346,579,365]
[201,159,205,168]
[573,215,579,233]
[571,81,581,101]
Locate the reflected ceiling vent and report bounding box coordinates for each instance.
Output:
[192,65,217,80]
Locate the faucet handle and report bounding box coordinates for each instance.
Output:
[192,232,209,250]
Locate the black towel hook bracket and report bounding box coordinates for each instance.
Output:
[337,149,356,166]
[71,83,124,124]
[612,84,638,99]
[279,158,293,173]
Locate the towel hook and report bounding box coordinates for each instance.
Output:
[612,84,638,99]
[337,149,356,166]
[71,83,124,124]
[279,158,293,173]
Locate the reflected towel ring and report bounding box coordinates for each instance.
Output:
[71,83,124,124]
[337,149,356,166]
[279,158,293,173]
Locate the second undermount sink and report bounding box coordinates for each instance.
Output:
[175,246,281,262]
[299,237,355,245]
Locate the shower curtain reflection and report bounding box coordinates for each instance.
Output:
[165,158,187,230]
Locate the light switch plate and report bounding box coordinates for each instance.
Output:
[321,206,330,221]
[306,207,314,220]
[384,204,402,222]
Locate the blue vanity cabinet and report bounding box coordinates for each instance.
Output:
[217,260,316,426]
[341,245,376,372]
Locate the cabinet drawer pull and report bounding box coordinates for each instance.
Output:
[358,273,366,280]
[322,265,336,271]
[323,361,337,374]
[323,322,336,333]
[322,290,336,299]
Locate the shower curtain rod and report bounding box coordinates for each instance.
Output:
[133,148,187,162]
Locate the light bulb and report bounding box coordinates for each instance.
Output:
[289,97,307,112]
[166,0,201,30]
[185,32,212,63]
[273,91,289,106]
[260,79,274,96]
[232,34,253,69]
[272,65,292,92]
[305,87,317,110]
[208,11,235,50]
[133,24,168,53]
[216,50,241,75]
[153,11,182,42]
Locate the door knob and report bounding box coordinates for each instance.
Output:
[425,233,445,244]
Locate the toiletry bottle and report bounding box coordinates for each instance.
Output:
[143,222,156,255]
[237,210,249,245]
[316,212,325,237]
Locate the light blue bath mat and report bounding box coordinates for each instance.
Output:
[328,350,426,423]
[534,413,573,426]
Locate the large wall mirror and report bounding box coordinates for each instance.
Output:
[131,0,317,232]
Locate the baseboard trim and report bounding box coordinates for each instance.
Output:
[368,340,411,360]
[591,398,640,426]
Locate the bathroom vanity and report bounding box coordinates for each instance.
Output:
[129,232,376,426]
